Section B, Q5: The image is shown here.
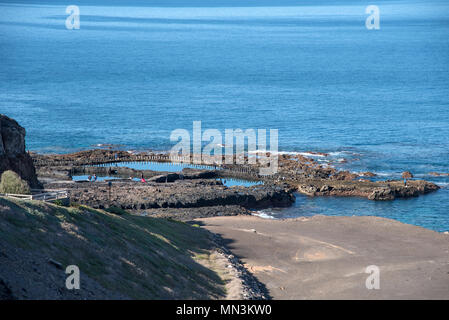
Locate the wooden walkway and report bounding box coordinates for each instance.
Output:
[33,154,183,167]
[32,155,262,177]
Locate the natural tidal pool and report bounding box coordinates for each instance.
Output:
[94,161,219,172]
[72,175,140,182]
[73,169,264,187]
[217,178,263,188]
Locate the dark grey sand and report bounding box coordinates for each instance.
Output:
[196,215,449,299]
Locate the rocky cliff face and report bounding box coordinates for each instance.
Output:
[0,114,41,189]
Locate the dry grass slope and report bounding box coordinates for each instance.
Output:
[0,197,227,299]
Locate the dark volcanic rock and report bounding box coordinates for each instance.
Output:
[52,180,295,211]
[368,187,395,201]
[360,172,377,177]
[332,171,359,181]
[297,179,440,201]
[142,205,251,221]
[429,172,449,177]
[149,173,181,183]
[0,115,41,188]
[298,185,319,196]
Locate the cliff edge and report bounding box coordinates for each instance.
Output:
[0,114,41,189]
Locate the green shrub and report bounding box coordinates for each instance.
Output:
[105,206,127,216]
[0,170,31,195]
[53,199,64,206]
[70,201,81,208]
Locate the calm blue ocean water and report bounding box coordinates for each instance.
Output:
[1,0,448,231]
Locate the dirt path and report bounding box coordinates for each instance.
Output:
[196,215,449,299]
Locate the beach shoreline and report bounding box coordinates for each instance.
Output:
[196,214,449,299]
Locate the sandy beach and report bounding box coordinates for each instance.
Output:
[196,215,449,299]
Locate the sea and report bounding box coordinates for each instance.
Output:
[1,0,448,231]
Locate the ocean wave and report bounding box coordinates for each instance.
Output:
[373,172,401,177]
[252,211,276,219]
[328,151,345,157]
[276,149,362,160]
[298,152,326,158]
[246,149,332,158]
[328,150,361,156]
[247,150,299,156]
[436,182,449,187]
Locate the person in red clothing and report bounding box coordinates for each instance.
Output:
[140,173,146,183]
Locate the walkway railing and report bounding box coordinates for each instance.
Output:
[1,190,68,202]
[32,155,263,177]
[33,154,183,167]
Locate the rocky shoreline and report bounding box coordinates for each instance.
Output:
[295,178,439,201]
[12,114,439,219]
[16,115,440,221]
[32,149,441,216]
[208,231,270,300]
[45,179,295,214]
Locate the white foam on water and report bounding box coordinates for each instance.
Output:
[247,150,299,156]
[328,151,345,156]
[374,171,401,177]
[247,150,330,158]
[252,211,276,219]
[298,152,326,158]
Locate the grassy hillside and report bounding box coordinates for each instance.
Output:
[0,197,227,299]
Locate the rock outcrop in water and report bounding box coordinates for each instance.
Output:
[0,115,41,189]
[296,179,439,200]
